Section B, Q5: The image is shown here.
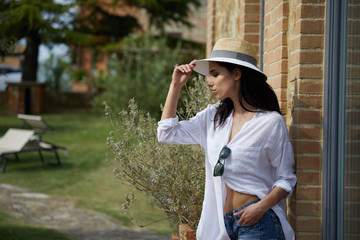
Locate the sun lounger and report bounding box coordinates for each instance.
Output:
[0,128,35,173]
[17,114,66,166]
[0,114,67,173]
[17,114,54,140]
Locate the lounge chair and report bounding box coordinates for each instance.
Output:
[0,114,67,173]
[0,128,35,173]
[17,114,54,139]
[17,114,67,166]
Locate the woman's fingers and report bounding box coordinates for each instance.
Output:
[233,209,244,216]
[190,59,197,65]
[176,64,194,73]
[172,61,197,86]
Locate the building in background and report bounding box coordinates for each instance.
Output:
[206,0,359,239]
[73,0,207,92]
[0,45,24,68]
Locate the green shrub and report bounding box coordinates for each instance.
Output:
[106,75,217,232]
[39,53,72,92]
[94,33,192,118]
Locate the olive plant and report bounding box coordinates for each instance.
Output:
[106,75,217,232]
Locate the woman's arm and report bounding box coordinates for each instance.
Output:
[234,187,288,225]
[161,61,196,121]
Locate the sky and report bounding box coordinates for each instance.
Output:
[39,44,69,63]
[38,0,73,63]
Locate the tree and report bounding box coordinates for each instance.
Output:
[122,0,201,29]
[0,0,201,82]
[0,0,88,81]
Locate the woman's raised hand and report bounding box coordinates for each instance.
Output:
[161,60,197,120]
[171,60,197,87]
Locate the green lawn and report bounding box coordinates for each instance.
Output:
[0,110,171,235]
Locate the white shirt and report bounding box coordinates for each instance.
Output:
[157,103,296,240]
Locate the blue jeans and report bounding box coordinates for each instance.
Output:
[224,199,285,240]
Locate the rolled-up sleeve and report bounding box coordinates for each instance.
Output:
[268,118,297,196]
[157,106,210,146]
[272,141,296,194]
[157,116,181,143]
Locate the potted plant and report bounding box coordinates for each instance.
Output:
[71,68,90,92]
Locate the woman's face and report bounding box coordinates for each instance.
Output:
[207,61,241,101]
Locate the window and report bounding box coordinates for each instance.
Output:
[323,0,360,239]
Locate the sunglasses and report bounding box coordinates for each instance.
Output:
[213,146,231,177]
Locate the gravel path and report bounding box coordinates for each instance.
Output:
[0,183,170,240]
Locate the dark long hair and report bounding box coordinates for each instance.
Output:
[214,62,281,129]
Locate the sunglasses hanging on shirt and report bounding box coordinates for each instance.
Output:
[213,146,231,177]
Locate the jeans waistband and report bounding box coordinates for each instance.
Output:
[224,198,260,217]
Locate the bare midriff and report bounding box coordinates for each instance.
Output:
[223,184,259,214]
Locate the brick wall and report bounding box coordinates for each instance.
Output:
[286,1,325,239]
[345,1,360,238]
[206,0,326,239]
[207,0,261,57]
[263,0,289,116]
[8,82,47,115]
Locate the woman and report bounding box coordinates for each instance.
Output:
[157,38,296,240]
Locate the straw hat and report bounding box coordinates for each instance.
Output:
[193,38,267,80]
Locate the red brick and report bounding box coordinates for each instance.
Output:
[265,18,288,39]
[348,21,360,34]
[264,60,288,76]
[292,140,322,154]
[243,34,260,45]
[300,35,324,49]
[346,95,360,108]
[265,0,283,13]
[300,5,325,19]
[245,14,261,22]
[345,155,360,171]
[293,109,322,124]
[299,0,325,3]
[295,233,322,240]
[264,33,287,52]
[295,155,322,170]
[294,94,323,109]
[244,23,260,33]
[295,186,322,200]
[299,51,324,64]
[295,217,322,232]
[264,45,288,62]
[299,19,325,34]
[299,65,323,79]
[290,125,322,140]
[274,88,288,101]
[296,171,321,185]
[288,51,301,67]
[292,201,321,217]
[347,35,360,49]
[296,80,323,94]
[245,4,260,14]
[289,67,300,83]
[267,74,288,89]
[244,0,261,3]
[279,102,287,115]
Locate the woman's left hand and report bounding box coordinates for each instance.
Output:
[234,202,267,225]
